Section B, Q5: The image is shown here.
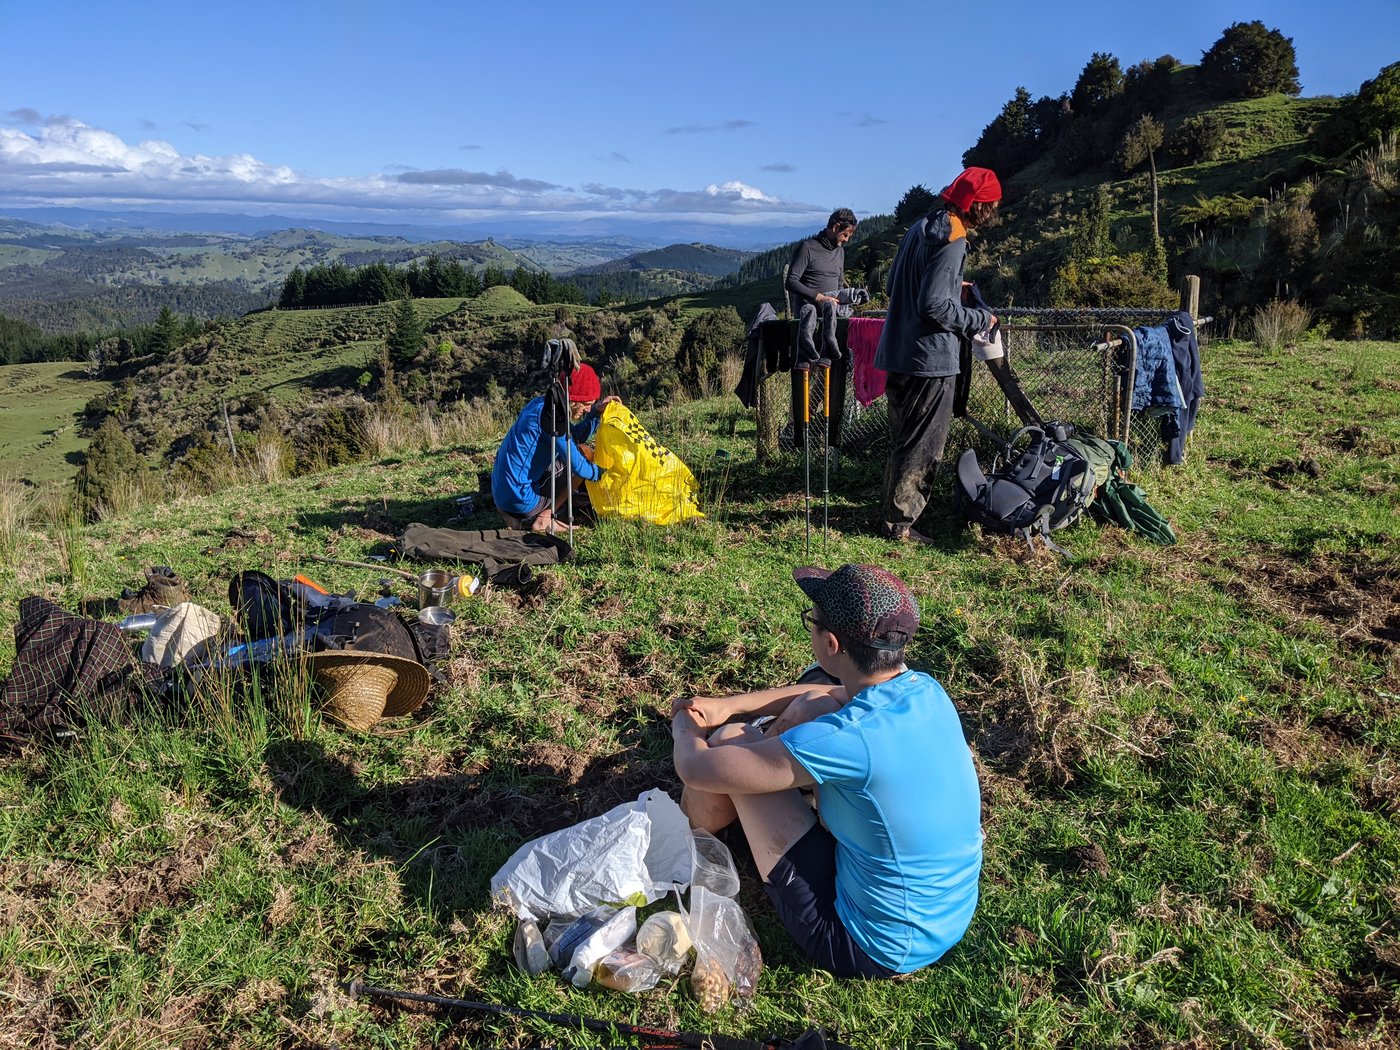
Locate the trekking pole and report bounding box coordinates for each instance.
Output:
[346,979,774,1050]
[796,363,811,559]
[818,358,831,555]
[562,367,573,541]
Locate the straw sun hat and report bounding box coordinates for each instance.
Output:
[301,605,430,731]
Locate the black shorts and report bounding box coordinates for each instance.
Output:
[764,823,899,979]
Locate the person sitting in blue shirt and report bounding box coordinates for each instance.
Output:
[490,363,616,534]
[672,563,983,978]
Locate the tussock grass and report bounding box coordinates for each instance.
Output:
[1251,298,1314,351]
[0,337,1397,1048]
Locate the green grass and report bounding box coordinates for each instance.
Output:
[0,361,113,486]
[0,337,1396,1047]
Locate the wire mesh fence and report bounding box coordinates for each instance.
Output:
[769,307,1208,469]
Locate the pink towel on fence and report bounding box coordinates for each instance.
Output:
[847,316,887,405]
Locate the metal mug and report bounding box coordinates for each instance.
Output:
[416,570,453,609]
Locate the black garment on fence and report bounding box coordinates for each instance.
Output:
[736,302,780,409]
[1163,310,1203,465]
[789,349,849,453]
[0,596,154,749]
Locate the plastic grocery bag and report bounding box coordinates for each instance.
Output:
[490,788,696,920]
[687,885,763,1012]
[585,402,704,526]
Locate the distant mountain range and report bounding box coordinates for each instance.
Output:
[0,205,810,251]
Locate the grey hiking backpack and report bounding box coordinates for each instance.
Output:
[955,422,1113,555]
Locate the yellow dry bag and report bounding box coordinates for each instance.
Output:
[585,403,703,525]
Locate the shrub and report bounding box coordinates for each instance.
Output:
[172,433,237,491]
[1250,299,1313,350]
[1167,113,1227,165]
[1050,255,1176,309]
[74,419,143,521]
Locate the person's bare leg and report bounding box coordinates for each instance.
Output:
[679,722,758,834]
[679,721,819,877]
[731,788,819,880]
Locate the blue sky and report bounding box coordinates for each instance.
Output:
[2,0,1396,245]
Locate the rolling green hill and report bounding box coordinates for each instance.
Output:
[0,362,113,486]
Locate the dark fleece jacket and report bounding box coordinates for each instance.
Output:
[874,206,991,377]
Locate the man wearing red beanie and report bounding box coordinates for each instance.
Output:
[874,167,1002,543]
[491,362,611,533]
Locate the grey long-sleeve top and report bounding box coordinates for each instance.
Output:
[874,207,991,378]
[786,231,844,309]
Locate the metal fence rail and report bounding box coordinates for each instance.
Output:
[769,307,1206,468]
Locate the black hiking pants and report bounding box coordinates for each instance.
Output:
[882,372,957,535]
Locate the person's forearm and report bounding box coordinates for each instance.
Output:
[672,728,708,784]
[709,682,839,722]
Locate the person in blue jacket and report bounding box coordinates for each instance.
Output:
[672,563,983,978]
[491,362,614,533]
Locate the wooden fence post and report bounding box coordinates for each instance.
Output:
[1180,275,1200,319]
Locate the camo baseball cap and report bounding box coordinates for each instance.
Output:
[793,563,920,650]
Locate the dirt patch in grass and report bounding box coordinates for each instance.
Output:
[1218,549,1400,661]
[1325,423,1398,458]
[0,967,66,1047]
[1,831,217,935]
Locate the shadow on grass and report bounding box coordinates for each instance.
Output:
[264,729,680,924]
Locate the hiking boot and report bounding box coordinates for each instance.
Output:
[117,568,191,614]
[887,525,936,546]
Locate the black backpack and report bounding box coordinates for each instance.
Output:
[955,422,1110,555]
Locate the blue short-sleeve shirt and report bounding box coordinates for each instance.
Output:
[780,669,982,972]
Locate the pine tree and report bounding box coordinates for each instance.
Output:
[894,185,937,227]
[386,295,424,367]
[279,267,306,308]
[74,418,141,520]
[150,306,180,358]
[1071,53,1124,114]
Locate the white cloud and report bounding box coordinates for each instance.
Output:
[0,116,824,227]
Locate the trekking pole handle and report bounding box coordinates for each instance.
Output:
[797,363,811,423]
[819,359,831,418]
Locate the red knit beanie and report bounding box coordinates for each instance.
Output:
[568,363,601,402]
[941,167,1003,212]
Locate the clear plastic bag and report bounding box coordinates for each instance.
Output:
[691,828,740,898]
[594,947,662,993]
[635,910,693,974]
[687,885,762,1011]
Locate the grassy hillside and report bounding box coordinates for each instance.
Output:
[574,243,751,278]
[0,362,112,486]
[0,336,1395,1047]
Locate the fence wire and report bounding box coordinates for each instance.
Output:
[775,307,1206,468]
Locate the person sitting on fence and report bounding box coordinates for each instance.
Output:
[875,167,1002,544]
[491,362,616,534]
[787,208,857,364]
[671,563,983,978]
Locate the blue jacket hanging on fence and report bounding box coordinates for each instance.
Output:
[1130,323,1186,415]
